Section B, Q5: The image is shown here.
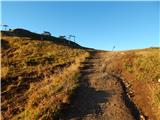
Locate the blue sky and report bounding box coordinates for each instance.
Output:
[1,1,160,50]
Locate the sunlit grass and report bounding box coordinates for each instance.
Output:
[122,48,160,119]
[1,35,89,120]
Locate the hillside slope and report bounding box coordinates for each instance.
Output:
[106,48,160,120]
[1,29,159,120]
[61,51,140,120]
[60,48,160,120]
[1,29,89,120]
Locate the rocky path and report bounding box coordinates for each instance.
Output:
[62,51,140,120]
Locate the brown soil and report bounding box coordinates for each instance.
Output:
[131,81,155,120]
[105,50,160,120]
[61,51,141,120]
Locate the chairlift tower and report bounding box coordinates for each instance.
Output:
[0,24,8,30]
[69,35,76,43]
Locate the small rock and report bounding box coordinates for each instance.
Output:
[140,114,146,120]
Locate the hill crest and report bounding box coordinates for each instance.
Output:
[1,28,81,48]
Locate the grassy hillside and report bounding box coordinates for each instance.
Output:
[107,48,160,120]
[1,29,159,120]
[1,29,89,120]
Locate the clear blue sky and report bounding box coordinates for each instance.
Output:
[1,1,160,50]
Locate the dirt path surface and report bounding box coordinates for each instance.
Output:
[62,51,140,120]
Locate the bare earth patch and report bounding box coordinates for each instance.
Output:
[61,51,140,120]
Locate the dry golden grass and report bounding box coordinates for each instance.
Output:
[104,48,160,119]
[109,48,160,120]
[1,35,89,120]
[129,48,160,119]
[13,53,89,120]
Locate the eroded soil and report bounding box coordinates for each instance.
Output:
[61,51,141,120]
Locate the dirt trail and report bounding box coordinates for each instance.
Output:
[62,51,140,120]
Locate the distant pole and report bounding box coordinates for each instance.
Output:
[67,35,71,45]
[73,35,76,42]
[112,46,115,51]
[68,35,72,40]
[69,35,76,43]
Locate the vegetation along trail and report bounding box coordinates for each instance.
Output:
[1,29,159,120]
[61,50,141,120]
